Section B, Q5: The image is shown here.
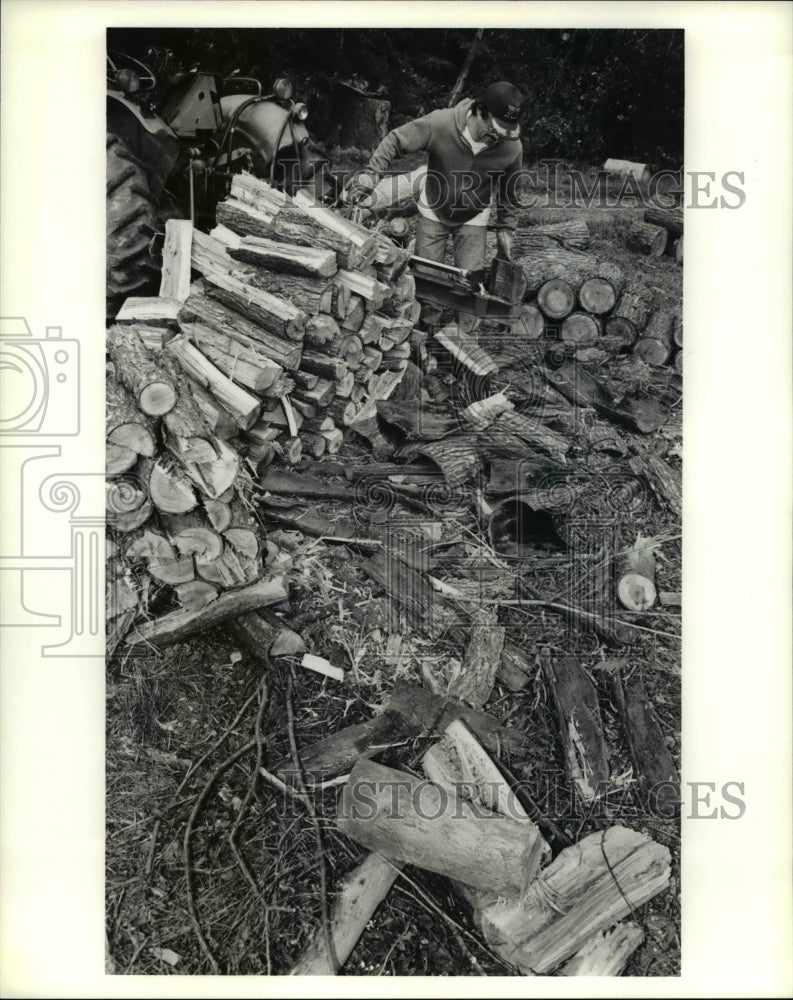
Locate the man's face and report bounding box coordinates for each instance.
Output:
[472,109,502,144]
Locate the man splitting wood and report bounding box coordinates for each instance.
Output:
[348,81,527,272]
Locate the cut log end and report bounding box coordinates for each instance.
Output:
[617,572,658,612]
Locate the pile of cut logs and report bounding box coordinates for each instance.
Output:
[511,220,683,372]
[106,175,427,648]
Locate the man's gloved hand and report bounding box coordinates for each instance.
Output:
[495,229,514,261]
[345,170,378,208]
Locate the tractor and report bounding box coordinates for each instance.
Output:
[106,48,338,318]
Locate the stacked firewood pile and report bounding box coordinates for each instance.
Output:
[106,175,426,650]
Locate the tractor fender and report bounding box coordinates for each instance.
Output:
[107,91,180,199]
[218,95,311,176]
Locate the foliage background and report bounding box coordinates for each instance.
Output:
[107,27,684,167]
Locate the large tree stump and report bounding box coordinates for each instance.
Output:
[334,81,391,150]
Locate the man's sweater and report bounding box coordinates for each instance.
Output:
[367,98,523,230]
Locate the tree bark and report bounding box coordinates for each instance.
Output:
[229,234,338,278]
[516,248,624,296]
[632,307,675,366]
[643,204,684,238]
[514,219,590,254]
[604,285,653,344]
[626,220,668,258]
[106,368,156,457]
[106,325,177,416]
[126,575,288,647]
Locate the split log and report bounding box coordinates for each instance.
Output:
[477,825,670,974]
[633,308,675,366]
[245,268,334,315]
[548,360,670,434]
[340,293,365,334]
[612,671,679,815]
[289,853,401,976]
[644,204,684,238]
[106,369,156,458]
[180,284,303,370]
[335,269,389,311]
[560,312,600,346]
[106,325,177,416]
[376,399,457,441]
[175,580,219,612]
[514,218,590,253]
[299,431,326,458]
[160,512,224,562]
[159,219,193,301]
[126,575,288,647]
[489,411,571,462]
[190,226,244,275]
[115,296,182,328]
[433,327,499,376]
[282,190,376,269]
[544,656,610,802]
[560,922,644,976]
[578,276,617,315]
[603,158,651,183]
[200,267,307,341]
[295,377,335,409]
[337,759,544,899]
[537,278,576,319]
[183,320,283,392]
[215,198,275,239]
[626,220,667,258]
[229,234,338,278]
[298,349,348,381]
[275,709,416,784]
[143,455,197,514]
[203,499,232,533]
[165,335,261,430]
[389,680,524,754]
[604,285,653,344]
[188,378,238,440]
[510,302,544,340]
[304,314,340,349]
[106,442,137,476]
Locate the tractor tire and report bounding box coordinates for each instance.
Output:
[106,132,159,321]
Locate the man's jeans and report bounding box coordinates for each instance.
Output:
[413,216,487,272]
[413,216,487,331]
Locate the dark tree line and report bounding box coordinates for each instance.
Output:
[108,27,683,167]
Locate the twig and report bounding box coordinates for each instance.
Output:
[285,671,339,974]
[227,673,270,896]
[183,737,260,974]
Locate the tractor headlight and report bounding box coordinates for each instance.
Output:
[291,102,309,121]
[273,77,294,101]
[117,68,141,94]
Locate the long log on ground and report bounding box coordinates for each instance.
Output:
[548,360,670,434]
[201,267,308,342]
[289,853,402,976]
[229,234,338,278]
[180,284,303,370]
[514,219,590,254]
[633,307,675,366]
[643,203,684,238]
[402,436,482,486]
[337,759,545,899]
[626,220,668,258]
[106,325,177,416]
[126,575,288,647]
[476,825,670,974]
[543,656,610,802]
[259,469,356,502]
[515,248,625,297]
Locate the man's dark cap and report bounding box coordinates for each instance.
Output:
[479,81,527,138]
